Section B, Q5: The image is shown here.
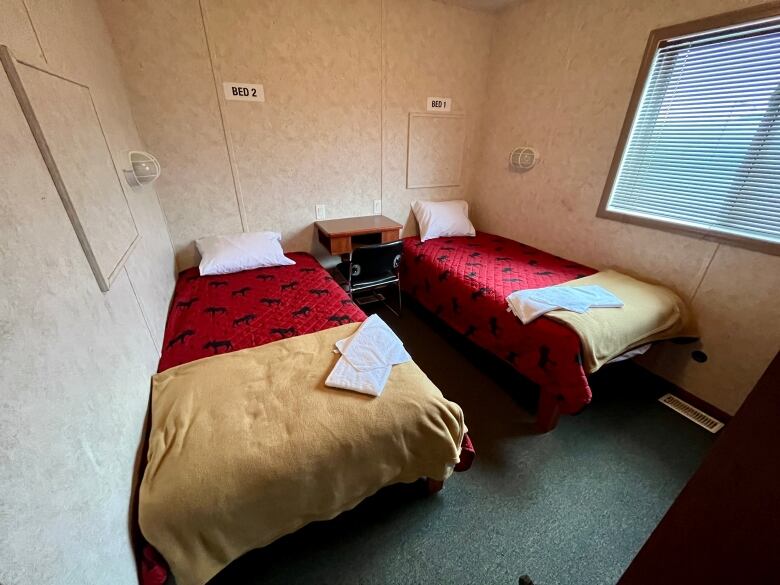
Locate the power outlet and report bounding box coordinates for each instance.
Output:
[373,199,382,215]
[315,204,326,220]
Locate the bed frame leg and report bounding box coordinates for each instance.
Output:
[535,391,561,433]
[426,478,444,495]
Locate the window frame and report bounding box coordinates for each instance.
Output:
[597,2,780,256]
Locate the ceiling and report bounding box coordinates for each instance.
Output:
[432,0,519,12]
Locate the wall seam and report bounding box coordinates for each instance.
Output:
[20,0,47,64]
[123,103,178,271]
[92,0,179,271]
[198,0,249,232]
[380,0,385,208]
[149,183,179,272]
[689,243,720,304]
[467,10,501,212]
[123,93,178,270]
[124,266,160,355]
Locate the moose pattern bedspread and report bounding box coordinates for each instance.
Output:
[158,252,366,372]
[400,232,598,414]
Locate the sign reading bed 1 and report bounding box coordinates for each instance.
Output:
[406,112,466,189]
[426,97,452,112]
[0,46,139,292]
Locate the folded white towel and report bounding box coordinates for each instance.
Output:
[507,284,624,324]
[325,314,411,396]
[336,315,411,371]
[326,359,394,396]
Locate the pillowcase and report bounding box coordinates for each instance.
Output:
[411,200,476,242]
[196,231,295,276]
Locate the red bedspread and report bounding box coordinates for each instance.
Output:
[400,232,597,414]
[158,252,366,372]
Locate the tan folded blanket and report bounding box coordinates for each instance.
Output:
[546,270,695,373]
[139,323,465,585]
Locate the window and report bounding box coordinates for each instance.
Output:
[598,5,780,255]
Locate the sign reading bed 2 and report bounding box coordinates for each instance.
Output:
[0,46,139,292]
[406,112,466,189]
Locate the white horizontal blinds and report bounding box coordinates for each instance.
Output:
[609,17,780,244]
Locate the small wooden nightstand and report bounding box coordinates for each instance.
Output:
[315,215,403,257]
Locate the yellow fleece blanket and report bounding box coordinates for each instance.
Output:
[546,270,695,373]
[139,323,465,585]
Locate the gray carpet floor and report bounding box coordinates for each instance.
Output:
[203,302,714,585]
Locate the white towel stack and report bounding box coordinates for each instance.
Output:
[506,284,624,324]
[325,314,411,396]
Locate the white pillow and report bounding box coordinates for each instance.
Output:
[411,200,476,242]
[196,231,295,276]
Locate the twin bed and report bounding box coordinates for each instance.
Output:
[400,232,596,430]
[400,231,692,431]
[141,252,473,585]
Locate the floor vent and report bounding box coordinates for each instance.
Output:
[659,393,724,433]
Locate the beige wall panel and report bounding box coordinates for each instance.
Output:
[16,62,139,289]
[0,0,44,64]
[27,0,176,345]
[641,245,780,415]
[382,0,495,233]
[407,112,466,188]
[204,0,382,254]
[99,0,241,268]
[0,67,157,585]
[473,0,773,412]
[103,0,495,266]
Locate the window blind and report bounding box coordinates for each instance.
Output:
[606,17,780,247]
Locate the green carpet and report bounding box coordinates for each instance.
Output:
[203,303,714,585]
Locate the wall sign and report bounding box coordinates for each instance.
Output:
[223,82,265,102]
[426,97,452,112]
